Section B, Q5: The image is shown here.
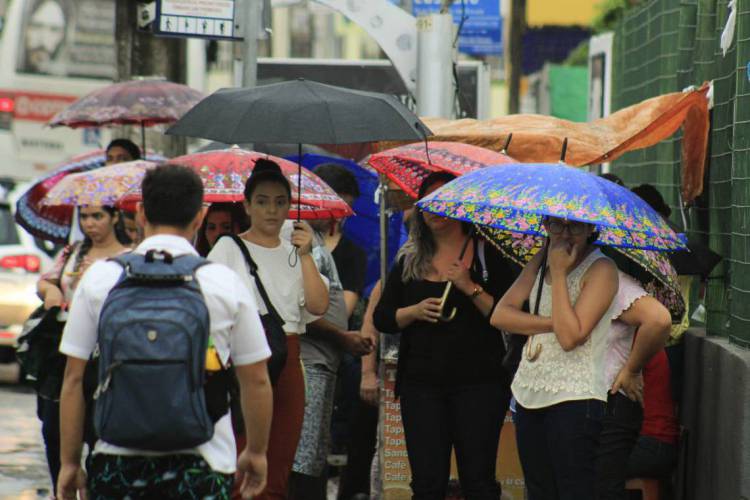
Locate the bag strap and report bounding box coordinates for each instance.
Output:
[57,242,79,284]
[532,246,549,316]
[109,252,208,284]
[222,234,286,327]
[477,239,489,284]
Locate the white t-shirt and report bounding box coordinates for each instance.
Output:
[59,234,271,474]
[209,235,322,334]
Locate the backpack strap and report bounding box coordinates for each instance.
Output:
[109,251,208,283]
[221,234,286,328]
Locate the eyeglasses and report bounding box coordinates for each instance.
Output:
[545,220,587,236]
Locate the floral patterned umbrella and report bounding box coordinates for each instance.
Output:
[15,150,165,242]
[417,163,687,251]
[41,161,158,207]
[368,141,517,198]
[48,78,204,151]
[48,79,204,128]
[475,226,686,320]
[120,148,354,220]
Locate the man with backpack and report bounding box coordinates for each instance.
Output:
[57,165,273,499]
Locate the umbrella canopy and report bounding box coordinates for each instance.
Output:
[121,148,354,220]
[475,226,686,320]
[287,153,409,295]
[368,141,517,198]
[48,79,205,129]
[15,150,166,242]
[417,163,687,251]
[41,160,158,207]
[166,79,429,145]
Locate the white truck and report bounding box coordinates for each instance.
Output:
[0,0,118,181]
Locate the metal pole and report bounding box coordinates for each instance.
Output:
[416,12,455,118]
[242,0,260,87]
[379,176,389,284]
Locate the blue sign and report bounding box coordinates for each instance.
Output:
[412,0,502,56]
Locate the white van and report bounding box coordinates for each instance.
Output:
[0,0,119,181]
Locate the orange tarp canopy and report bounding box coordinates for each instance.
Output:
[328,85,710,202]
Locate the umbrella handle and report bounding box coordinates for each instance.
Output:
[437,281,457,322]
[525,338,542,361]
[437,229,474,322]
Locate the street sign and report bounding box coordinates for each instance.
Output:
[153,0,242,40]
[412,0,502,56]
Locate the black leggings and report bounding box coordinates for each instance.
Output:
[399,381,511,500]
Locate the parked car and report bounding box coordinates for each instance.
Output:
[0,181,53,380]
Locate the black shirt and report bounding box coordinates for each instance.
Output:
[331,236,367,296]
[373,239,518,395]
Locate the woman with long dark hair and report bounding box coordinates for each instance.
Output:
[35,205,129,495]
[373,172,517,500]
[195,202,249,257]
[208,159,328,500]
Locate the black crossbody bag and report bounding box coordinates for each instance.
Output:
[223,234,288,385]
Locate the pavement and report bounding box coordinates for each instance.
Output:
[0,373,52,500]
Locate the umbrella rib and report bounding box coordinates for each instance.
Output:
[304,83,338,144]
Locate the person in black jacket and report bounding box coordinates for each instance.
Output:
[373,172,517,500]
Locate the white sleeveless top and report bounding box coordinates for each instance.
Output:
[511,249,617,409]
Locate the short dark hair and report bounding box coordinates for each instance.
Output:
[632,184,671,218]
[600,172,624,187]
[418,171,456,199]
[244,158,291,201]
[313,163,360,199]
[106,138,142,161]
[141,164,204,228]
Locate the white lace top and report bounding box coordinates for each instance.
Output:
[511,249,618,409]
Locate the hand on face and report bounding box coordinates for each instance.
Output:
[548,239,579,275]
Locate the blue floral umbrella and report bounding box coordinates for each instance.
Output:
[417,163,687,251]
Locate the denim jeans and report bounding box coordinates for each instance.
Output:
[399,381,511,500]
[515,399,605,500]
[595,392,644,500]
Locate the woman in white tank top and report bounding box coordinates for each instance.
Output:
[491,216,619,500]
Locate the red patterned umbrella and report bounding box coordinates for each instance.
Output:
[368,141,517,199]
[16,149,166,243]
[121,147,354,220]
[48,78,204,151]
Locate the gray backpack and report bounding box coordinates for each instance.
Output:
[93,250,213,451]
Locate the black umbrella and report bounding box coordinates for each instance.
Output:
[167,78,429,262]
[166,79,429,145]
[196,141,337,158]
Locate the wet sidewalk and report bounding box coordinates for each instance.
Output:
[0,382,51,499]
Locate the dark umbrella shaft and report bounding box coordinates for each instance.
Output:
[297,143,302,222]
[141,122,146,155]
[438,226,476,321]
